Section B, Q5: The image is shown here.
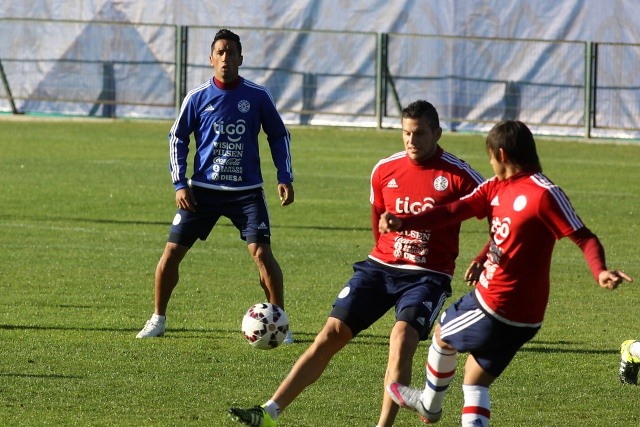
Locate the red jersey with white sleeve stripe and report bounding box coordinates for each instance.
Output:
[462,172,586,326]
[368,146,484,276]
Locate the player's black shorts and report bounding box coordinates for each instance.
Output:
[167,186,272,247]
[329,259,452,340]
[438,290,540,377]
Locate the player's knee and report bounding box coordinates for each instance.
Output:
[162,243,189,263]
[318,319,352,346]
[390,321,420,348]
[249,243,276,265]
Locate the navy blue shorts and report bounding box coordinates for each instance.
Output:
[167,186,272,247]
[329,259,452,340]
[438,291,540,377]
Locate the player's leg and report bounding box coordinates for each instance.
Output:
[247,242,284,309]
[418,325,459,417]
[270,317,353,409]
[247,242,292,344]
[378,273,451,427]
[231,189,289,341]
[137,193,216,338]
[460,356,495,427]
[136,242,190,338]
[228,189,285,309]
[377,321,420,427]
[154,242,190,315]
[388,292,483,422]
[230,259,390,426]
[456,314,538,426]
[386,323,454,423]
[229,317,353,426]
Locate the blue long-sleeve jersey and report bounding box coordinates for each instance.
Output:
[169,77,293,191]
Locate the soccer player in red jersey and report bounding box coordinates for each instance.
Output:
[382,120,633,426]
[230,100,484,427]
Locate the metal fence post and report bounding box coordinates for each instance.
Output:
[376,32,386,129]
[0,59,19,114]
[584,41,594,138]
[175,25,188,116]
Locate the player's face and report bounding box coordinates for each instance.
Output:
[402,116,441,162]
[210,39,243,82]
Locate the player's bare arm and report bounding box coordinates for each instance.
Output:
[278,183,294,206]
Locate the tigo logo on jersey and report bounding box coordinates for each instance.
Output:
[213,119,246,143]
[395,197,435,215]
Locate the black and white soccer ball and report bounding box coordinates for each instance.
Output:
[241,303,289,349]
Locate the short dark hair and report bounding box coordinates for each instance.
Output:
[211,29,242,55]
[402,100,440,131]
[486,120,542,173]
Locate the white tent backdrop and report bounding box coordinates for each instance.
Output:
[1,1,639,138]
[4,0,640,43]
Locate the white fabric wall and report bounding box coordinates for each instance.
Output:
[4,0,639,43]
[2,1,639,138]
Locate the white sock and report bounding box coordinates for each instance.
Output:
[630,342,640,359]
[421,341,457,413]
[151,313,166,323]
[263,400,280,419]
[461,384,490,427]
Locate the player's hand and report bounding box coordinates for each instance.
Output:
[278,183,294,206]
[176,187,197,212]
[464,261,483,287]
[379,211,402,234]
[598,269,633,290]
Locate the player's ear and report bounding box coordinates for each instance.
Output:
[434,126,442,141]
[239,55,243,67]
[498,147,509,164]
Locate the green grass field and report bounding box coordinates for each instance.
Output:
[0,117,638,426]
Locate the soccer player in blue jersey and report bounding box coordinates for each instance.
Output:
[136,29,294,341]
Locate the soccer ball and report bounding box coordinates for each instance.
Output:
[241,303,289,349]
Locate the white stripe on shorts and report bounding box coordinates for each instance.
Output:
[440,308,485,340]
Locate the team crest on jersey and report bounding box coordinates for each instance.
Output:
[433,176,449,191]
[513,195,527,211]
[238,99,250,113]
[338,287,350,299]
